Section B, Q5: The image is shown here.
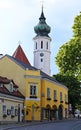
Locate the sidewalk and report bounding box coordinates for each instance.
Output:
[0,121,50,130]
[0,118,78,130]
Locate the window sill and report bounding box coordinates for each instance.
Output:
[60,101,63,103]
[3,115,7,118]
[54,99,58,102]
[30,96,37,98]
[65,102,68,104]
[47,98,51,100]
[11,115,15,118]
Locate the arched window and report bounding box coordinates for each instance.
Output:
[41,41,43,49]
[46,42,48,49]
[36,42,37,49]
[41,58,43,62]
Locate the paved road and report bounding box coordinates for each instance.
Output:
[3,119,81,130]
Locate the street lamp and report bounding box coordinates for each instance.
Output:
[18,104,20,122]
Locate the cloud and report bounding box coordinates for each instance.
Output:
[0,0,14,9]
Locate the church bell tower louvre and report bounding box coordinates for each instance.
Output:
[33,7,51,75]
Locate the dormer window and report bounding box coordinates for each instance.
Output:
[13,87,17,92]
[10,82,13,92]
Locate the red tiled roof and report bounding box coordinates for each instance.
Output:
[0,86,24,98]
[0,77,18,88]
[0,76,10,84]
[11,80,18,88]
[12,90,24,98]
[0,86,10,94]
[12,44,30,65]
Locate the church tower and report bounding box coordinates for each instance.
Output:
[33,7,51,75]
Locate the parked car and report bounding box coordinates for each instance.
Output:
[74,113,81,118]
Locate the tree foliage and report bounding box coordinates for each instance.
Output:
[55,12,81,79]
[54,12,81,111]
[53,74,81,112]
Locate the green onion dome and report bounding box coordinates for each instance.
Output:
[34,9,51,37]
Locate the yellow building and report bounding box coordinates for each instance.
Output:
[0,8,68,121]
[0,54,68,121]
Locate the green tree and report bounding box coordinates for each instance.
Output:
[55,12,81,111]
[56,12,81,79]
[53,74,81,113]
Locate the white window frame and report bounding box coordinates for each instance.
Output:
[30,85,37,96]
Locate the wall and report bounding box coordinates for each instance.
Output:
[0,56,26,96]
[25,70,41,121]
[0,96,24,122]
[41,78,68,119]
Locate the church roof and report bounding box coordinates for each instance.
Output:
[12,44,30,65]
[34,7,51,37]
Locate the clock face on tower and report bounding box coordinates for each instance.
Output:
[40,53,44,57]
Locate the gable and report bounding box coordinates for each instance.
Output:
[0,55,26,95]
[12,44,30,65]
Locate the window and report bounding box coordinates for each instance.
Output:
[3,105,7,116]
[15,109,18,116]
[41,58,43,62]
[46,42,48,49]
[65,94,66,102]
[60,92,63,102]
[30,85,37,98]
[10,82,13,92]
[65,94,68,104]
[7,109,11,115]
[41,41,43,49]
[54,90,57,101]
[47,88,51,99]
[36,42,37,49]
[11,106,15,117]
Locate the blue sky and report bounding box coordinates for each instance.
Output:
[0,0,81,75]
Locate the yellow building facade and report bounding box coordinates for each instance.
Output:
[0,55,68,121]
[25,70,68,121]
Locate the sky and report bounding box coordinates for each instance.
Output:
[0,0,81,75]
